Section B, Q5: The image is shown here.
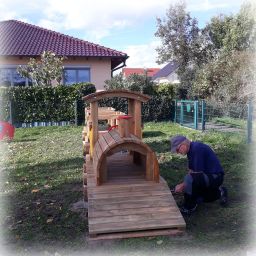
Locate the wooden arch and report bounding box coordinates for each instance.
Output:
[82,89,151,103]
[93,129,159,185]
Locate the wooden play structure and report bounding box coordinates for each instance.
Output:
[82,89,185,240]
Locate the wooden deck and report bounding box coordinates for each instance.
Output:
[85,152,186,240]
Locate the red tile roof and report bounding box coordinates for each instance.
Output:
[0,20,128,69]
[122,68,160,78]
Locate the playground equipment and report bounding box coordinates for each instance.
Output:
[0,121,15,141]
[82,89,185,240]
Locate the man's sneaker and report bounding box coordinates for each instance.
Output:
[219,186,228,206]
[179,204,198,215]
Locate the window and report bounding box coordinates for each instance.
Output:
[64,68,90,85]
[0,68,32,87]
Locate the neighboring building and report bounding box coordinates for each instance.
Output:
[0,20,128,90]
[152,61,180,84]
[122,68,160,78]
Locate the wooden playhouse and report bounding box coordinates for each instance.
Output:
[82,89,185,240]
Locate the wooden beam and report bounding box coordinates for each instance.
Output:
[83,89,151,103]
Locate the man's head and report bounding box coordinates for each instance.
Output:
[170,135,190,155]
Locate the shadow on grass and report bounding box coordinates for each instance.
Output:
[142,130,166,138]
[12,138,38,143]
[145,139,170,153]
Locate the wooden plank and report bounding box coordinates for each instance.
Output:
[102,132,116,147]
[109,129,122,143]
[98,135,109,153]
[89,183,169,194]
[88,179,167,192]
[89,228,185,241]
[89,194,176,205]
[88,198,174,211]
[89,205,178,218]
[89,212,182,225]
[89,217,185,234]
[88,189,173,200]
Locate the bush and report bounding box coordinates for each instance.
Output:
[98,96,175,122]
[0,83,96,124]
[153,83,176,98]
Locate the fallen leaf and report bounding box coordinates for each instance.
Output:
[31,189,40,193]
[156,240,163,245]
[46,218,54,223]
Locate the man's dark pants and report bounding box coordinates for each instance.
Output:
[183,172,224,209]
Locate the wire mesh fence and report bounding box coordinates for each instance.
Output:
[174,100,205,131]
[174,99,254,143]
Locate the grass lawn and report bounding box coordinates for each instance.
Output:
[0,122,255,256]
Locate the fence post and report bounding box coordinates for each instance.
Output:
[7,99,14,125]
[194,101,198,130]
[180,101,184,125]
[174,100,177,123]
[74,100,78,126]
[247,100,253,144]
[201,100,206,131]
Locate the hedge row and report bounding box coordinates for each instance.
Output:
[99,96,175,122]
[0,84,175,125]
[0,83,96,124]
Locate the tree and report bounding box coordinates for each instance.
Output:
[17,51,66,86]
[191,2,256,104]
[203,2,256,54]
[104,72,155,95]
[155,1,204,97]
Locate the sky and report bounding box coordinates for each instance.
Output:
[0,0,244,69]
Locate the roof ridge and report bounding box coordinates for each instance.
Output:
[0,19,126,56]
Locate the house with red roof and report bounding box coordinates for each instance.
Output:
[0,20,128,90]
[122,68,160,78]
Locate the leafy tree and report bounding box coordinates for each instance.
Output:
[104,72,155,95]
[203,2,256,54]
[104,73,129,90]
[192,2,256,105]
[17,51,66,86]
[155,1,204,97]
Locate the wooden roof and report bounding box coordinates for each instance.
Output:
[83,89,151,103]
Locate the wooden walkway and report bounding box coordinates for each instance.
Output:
[84,153,186,240]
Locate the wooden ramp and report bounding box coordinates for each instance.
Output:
[85,153,186,240]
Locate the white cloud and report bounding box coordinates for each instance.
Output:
[0,0,242,43]
[123,40,166,68]
[187,0,242,12]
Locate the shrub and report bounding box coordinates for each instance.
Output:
[0,83,96,124]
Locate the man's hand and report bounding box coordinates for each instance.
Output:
[175,182,185,193]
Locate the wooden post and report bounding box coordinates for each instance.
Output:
[134,100,142,139]
[90,101,98,158]
[128,99,135,135]
[247,100,253,144]
[201,100,206,131]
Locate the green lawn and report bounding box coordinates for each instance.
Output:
[0,122,255,255]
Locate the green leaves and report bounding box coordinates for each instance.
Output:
[0,83,96,123]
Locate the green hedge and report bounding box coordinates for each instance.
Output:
[0,84,175,125]
[99,96,175,122]
[0,83,96,124]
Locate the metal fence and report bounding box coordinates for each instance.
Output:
[174,100,206,131]
[174,99,254,143]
